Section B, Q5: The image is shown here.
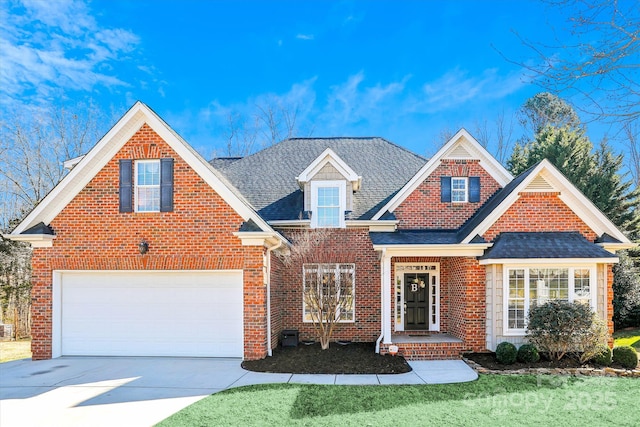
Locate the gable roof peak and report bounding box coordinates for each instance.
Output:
[296,147,362,191]
[371,128,513,220]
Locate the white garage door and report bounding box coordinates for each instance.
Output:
[60,271,243,357]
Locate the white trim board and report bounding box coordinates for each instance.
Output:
[372,128,513,220]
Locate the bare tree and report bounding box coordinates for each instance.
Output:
[219,97,311,157]
[0,104,106,229]
[624,122,640,188]
[277,229,354,350]
[494,111,516,165]
[0,103,107,339]
[469,111,516,165]
[501,0,639,125]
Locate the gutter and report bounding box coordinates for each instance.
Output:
[265,239,283,357]
[375,248,386,354]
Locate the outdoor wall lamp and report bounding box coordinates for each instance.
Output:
[138,239,149,255]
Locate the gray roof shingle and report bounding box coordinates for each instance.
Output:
[210,137,426,221]
[370,230,461,245]
[479,232,617,260]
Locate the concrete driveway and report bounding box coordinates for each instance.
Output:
[0,357,477,427]
[0,357,248,427]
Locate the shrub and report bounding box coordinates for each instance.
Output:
[496,341,517,364]
[527,300,609,361]
[612,346,638,369]
[590,345,613,366]
[517,344,540,363]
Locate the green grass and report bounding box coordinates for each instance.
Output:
[0,339,31,363]
[157,375,638,426]
[614,327,640,350]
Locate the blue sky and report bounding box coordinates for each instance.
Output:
[0,0,620,160]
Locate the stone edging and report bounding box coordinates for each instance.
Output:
[462,357,640,378]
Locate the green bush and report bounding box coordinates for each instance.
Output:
[527,300,608,361]
[612,346,638,369]
[517,343,540,363]
[496,341,517,364]
[590,345,612,366]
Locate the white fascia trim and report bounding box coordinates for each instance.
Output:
[267,220,311,227]
[3,233,56,247]
[12,101,287,246]
[479,257,619,265]
[296,148,362,190]
[598,242,637,253]
[63,155,85,170]
[374,244,491,257]
[460,159,631,244]
[372,128,512,220]
[12,105,148,234]
[233,232,282,247]
[345,220,398,231]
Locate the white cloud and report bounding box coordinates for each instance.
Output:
[417,68,525,112]
[296,34,315,40]
[179,69,525,153]
[0,0,141,108]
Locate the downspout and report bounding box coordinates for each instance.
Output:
[375,248,386,354]
[265,239,283,357]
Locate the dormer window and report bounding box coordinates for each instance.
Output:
[311,181,346,228]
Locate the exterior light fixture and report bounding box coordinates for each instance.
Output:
[138,239,149,255]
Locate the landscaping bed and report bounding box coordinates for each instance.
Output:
[242,342,411,374]
[463,352,640,377]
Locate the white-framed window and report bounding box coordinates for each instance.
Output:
[451,177,468,202]
[504,265,596,334]
[135,160,161,212]
[310,180,346,228]
[303,263,355,323]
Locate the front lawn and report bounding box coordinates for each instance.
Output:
[0,339,31,363]
[157,375,637,426]
[614,327,640,350]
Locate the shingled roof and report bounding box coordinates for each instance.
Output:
[210,137,427,221]
[479,232,617,260]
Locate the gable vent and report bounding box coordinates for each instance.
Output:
[447,143,473,159]
[524,175,555,191]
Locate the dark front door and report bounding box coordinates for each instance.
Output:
[404,273,429,330]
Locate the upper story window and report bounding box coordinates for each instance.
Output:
[440,176,480,203]
[311,180,346,228]
[136,160,161,212]
[119,158,174,213]
[451,177,468,202]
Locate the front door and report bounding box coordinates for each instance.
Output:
[404,273,429,330]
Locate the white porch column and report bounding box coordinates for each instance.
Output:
[382,252,393,344]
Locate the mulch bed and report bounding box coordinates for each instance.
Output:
[464,352,636,371]
[242,342,412,374]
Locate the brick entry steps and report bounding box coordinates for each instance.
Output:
[380,334,467,360]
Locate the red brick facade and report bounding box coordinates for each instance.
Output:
[394,160,502,229]
[270,228,381,344]
[483,192,597,242]
[30,124,269,360]
[26,119,621,362]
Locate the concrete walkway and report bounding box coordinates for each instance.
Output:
[0,357,477,427]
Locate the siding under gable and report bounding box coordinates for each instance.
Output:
[303,162,353,212]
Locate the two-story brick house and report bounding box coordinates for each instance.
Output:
[6,102,633,361]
